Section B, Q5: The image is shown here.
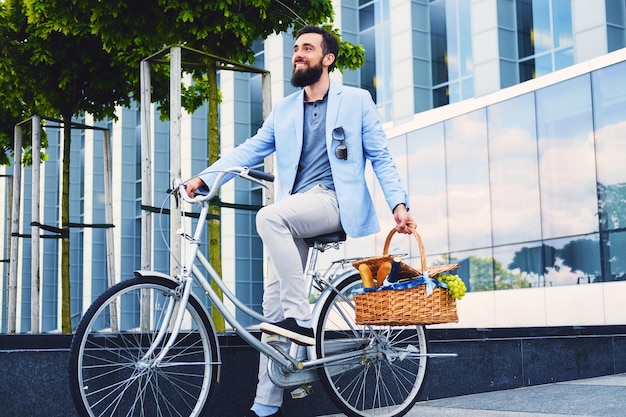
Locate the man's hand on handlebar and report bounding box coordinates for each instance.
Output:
[184,177,207,198]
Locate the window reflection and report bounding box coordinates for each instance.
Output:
[399,45,625,291]
[450,248,493,292]
[516,0,574,81]
[430,0,473,107]
[592,61,626,232]
[493,244,534,289]
[445,110,492,252]
[487,93,541,246]
[406,125,449,254]
[605,232,626,281]
[536,75,597,238]
[541,235,601,286]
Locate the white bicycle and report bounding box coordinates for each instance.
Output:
[68,166,443,417]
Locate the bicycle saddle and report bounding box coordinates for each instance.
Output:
[304,230,347,246]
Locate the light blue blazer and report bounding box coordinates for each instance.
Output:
[197,81,408,238]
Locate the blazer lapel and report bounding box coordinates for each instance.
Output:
[326,81,342,145]
[293,89,305,154]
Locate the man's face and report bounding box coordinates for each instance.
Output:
[291,33,325,87]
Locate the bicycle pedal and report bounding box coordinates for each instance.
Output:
[266,334,291,346]
[290,384,313,399]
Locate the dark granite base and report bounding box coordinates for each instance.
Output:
[1,326,625,417]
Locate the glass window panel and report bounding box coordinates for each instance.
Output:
[445,110,492,251]
[498,28,517,60]
[605,231,626,280]
[519,58,535,81]
[412,30,430,60]
[412,2,429,30]
[430,0,449,85]
[504,241,558,287]
[516,0,534,58]
[607,25,626,52]
[493,244,538,289]
[500,59,518,88]
[461,77,474,100]
[534,53,553,77]
[531,0,551,54]
[552,0,573,48]
[406,124,449,254]
[487,93,542,245]
[433,85,449,107]
[445,0,459,81]
[450,248,494,292]
[542,235,601,286]
[458,0,473,77]
[497,0,516,30]
[360,28,376,101]
[359,4,375,30]
[448,80,460,103]
[554,47,574,71]
[413,58,431,87]
[591,61,626,231]
[605,0,625,26]
[536,75,598,238]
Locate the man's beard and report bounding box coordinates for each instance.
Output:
[291,61,323,87]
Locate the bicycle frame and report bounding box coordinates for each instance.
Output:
[137,169,363,378]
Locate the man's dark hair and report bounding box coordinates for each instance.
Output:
[296,25,340,72]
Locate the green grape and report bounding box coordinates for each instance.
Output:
[438,274,466,300]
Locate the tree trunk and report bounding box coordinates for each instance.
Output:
[207,59,225,332]
[61,116,72,333]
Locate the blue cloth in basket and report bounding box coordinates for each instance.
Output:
[352,272,448,296]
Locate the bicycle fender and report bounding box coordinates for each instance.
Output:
[132,270,223,383]
[134,270,177,281]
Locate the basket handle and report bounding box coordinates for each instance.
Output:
[382,228,428,272]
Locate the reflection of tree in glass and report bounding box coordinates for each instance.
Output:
[508,245,557,286]
[607,234,626,277]
[558,239,601,282]
[597,182,626,279]
[597,182,626,230]
[459,256,531,291]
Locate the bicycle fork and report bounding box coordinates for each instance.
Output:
[138,276,194,368]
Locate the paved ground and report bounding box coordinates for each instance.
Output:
[322,373,626,417]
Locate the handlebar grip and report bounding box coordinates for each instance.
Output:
[247,168,274,182]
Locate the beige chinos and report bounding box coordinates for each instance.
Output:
[253,184,341,407]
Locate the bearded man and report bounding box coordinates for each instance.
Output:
[185,25,415,417]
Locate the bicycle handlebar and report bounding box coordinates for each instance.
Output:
[174,166,275,205]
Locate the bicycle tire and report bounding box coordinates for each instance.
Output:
[315,273,428,417]
[68,275,219,417]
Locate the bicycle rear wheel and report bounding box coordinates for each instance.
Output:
[315,273,428,417]
[68,276,219,417]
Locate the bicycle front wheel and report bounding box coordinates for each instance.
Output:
[315,273,428,417]
[68,276,219,417]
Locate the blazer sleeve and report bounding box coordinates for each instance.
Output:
[195,111,277,191]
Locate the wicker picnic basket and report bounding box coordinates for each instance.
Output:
[352,228,460,326]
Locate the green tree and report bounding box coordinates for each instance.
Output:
[9,0,365,331]
[2,0,139,332]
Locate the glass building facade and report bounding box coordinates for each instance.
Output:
[392,59,626,293]
[2,0,626,332]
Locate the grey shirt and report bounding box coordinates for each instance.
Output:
[292,94,335,194]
